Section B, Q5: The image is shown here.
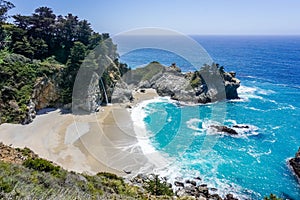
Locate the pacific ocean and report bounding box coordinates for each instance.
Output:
[120,36,300,199]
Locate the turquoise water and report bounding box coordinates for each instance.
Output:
[120,36,300,199]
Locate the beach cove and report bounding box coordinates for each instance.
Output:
[0,89,165,177]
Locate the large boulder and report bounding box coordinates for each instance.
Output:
[289,148,300,180]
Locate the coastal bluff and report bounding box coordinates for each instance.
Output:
[112,62,240,105]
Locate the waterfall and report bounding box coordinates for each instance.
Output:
[99,77,109,105]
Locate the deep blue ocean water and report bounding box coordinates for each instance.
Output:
[120,36,300,199]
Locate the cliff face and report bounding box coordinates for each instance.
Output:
[16,61,240,122]
[32,76,60,110]
[223,72,240,99]
[112,62,240,104]
[23,74,62,124]
[289,148,300,180]
[72,72,102,113]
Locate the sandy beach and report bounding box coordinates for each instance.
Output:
[0,89,167,176]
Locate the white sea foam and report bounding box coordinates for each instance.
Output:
[272,126,281,130]
[160,153,256,199]
[132,97,262,199]
[228,98,247,103]
[225,119,260,137]
[257,88,275,95]
[131,97,164,154]
[247,148,272,163]
[186,118,260,138]
[186,118,202,132]
[246,106,262,111]
[131,97,174,171]
[237,85,268,101]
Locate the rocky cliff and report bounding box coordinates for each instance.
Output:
[289,148,300,180]
[112,62,240,104]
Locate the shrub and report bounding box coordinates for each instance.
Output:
[23,158,60,174]
[97,172,123,181]
[143,174,173,196]
[0,177,15,193]
[17,147,32,157]
[264,193,282,200]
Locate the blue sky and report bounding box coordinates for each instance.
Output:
[8,0,300,35]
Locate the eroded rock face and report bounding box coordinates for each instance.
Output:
[223,72,240,99]
[289,148,300,180]
[32,76,60,110]
[72,72,102,113]
[111,79,133,103]
[150,67,198,103]
[113,63,240,104]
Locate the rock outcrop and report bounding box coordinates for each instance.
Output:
[32,76,60,110]
[223,71,240,99]
[113,62,240,104]
[21,75,61,124]
[289,148,300,180]
[210,125,239,135]
[131,174,239,200]
[72,71,103,113]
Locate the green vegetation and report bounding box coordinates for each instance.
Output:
[0,158,143,199]
[0,158,177,199]
[125,62,164,85]
[23,158,60,175]
[190,70,205,88]
[0,1,129,124]
[264,194,282,200]
[0,143,179,199]
[143,174,173,196]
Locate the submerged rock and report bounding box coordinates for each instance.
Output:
[233,125,249,129]
[289,148,300,180]
[210,125,239,135]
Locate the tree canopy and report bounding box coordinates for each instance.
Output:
[0,2,129,123]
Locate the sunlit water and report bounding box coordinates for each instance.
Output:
[120,36,300,199]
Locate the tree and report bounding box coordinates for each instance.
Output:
[143,174,173,196]
[0,0,14,23]
[77,19,92,45]
[59,41,87,103]
[0,0,14,47]
[88,32,102,49]
[30,7,56,41]
[12,36,34,59]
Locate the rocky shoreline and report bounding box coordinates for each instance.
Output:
[113,62,240,105]
[130,174,239,200]
[1,141,241,199]
[20,62,240,125]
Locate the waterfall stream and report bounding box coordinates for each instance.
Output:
[99,77,109,104]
